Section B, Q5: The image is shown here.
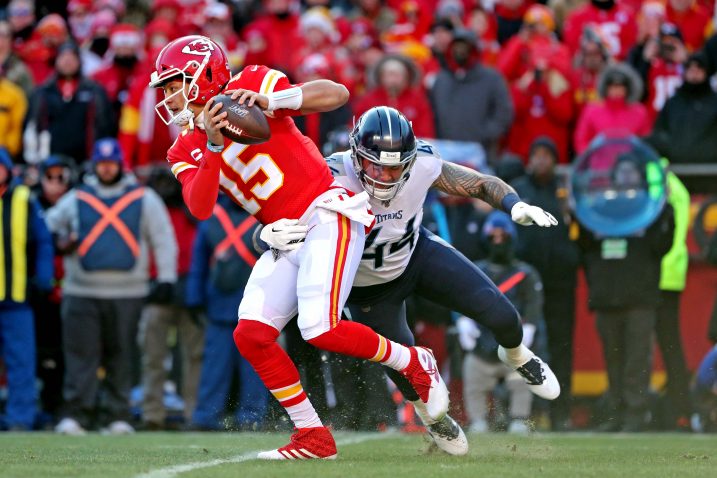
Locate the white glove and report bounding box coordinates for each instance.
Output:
[511,201,558,227]
[260,219,309,251]
[456,316,481,351]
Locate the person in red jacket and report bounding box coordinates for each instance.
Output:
[563,0,637,61]
[498,4,571,84]
[574,63,650,154]
[242,0,303,76]
[571,26,613,117]
[502,6,574,163]
[666,0,712,52]
[353,54,435,138]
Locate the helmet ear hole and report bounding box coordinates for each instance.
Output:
[206,67,213,82]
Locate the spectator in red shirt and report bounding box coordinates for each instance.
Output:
[497,3,574,163]
[67,0,95,46]
[348,0,398,35]
[465,6,500,65]
[498,5,571,84]
[574,63,650,154]
[572,26,613,116]
[666,0,713,52]
[354,54,436,138]
[242,0,303,75]
[630,23,687,121]
[17,13,69,86]
[292,8,357,93]
[563,0,637,61]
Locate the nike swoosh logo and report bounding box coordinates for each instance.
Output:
[251,65,258,71]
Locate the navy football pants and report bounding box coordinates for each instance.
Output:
[347,228,523,402]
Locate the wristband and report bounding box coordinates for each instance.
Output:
[266,87,303,111]
[206,140,224,153]
[501,193,521,213]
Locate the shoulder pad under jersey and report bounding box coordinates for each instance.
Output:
[416,139,441,160]
[325,152,349,177]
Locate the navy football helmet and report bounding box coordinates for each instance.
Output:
[349,107,417,202]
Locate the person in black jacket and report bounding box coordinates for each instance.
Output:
[575,156,674,431]
[23,41,114,166]
[646,52,717,165]
[511,137,579,431]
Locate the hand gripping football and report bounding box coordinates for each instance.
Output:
[214,94,271,145]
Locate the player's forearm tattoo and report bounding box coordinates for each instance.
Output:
[432,161,516,209]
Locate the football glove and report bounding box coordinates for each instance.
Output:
[511,202,558,227]
[259,218,309,251]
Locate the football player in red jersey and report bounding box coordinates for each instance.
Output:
[149,35,449,460]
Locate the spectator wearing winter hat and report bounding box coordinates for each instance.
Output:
[67,0,95,46]
[430,29,514,162]
[647,52,717,165]
[91,24,145,123]
[666,0,712,52]
[354,54,435,138]
[0,63,27,160]
[571,26,613,117]
[7,0,36,48]
[511,136,579,430]
[563,0,637,61]
[46,138,177,435]
[16,13,70,85]
[24,41,115,165]
[290,7,356,90]
[574,63,650,154]
[80,9,117,76]
[501,5,575,163]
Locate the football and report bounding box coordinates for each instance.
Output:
[214,94,271,145]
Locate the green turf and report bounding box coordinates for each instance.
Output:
[0,431,714,478]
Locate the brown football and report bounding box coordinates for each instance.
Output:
[214,94,271,145]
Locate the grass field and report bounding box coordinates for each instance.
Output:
[0,431,715,478]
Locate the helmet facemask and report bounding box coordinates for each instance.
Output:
[151,62,203,126]
[351,141,417,202]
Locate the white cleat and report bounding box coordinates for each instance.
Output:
[55,417,87,436]
[426,415,469,456]
[498,346,560,400]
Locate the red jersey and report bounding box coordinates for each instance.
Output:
[646,59,683,121]
[167,65,335,225]
[563,3,637,60]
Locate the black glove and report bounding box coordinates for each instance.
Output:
[147,282,175,305]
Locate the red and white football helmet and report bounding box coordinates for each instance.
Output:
[149,35,231,126]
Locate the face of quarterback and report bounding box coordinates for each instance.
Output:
[162,79,203,118]
[361,158,404,188]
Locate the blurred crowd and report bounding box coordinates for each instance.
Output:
[0,0,716,435]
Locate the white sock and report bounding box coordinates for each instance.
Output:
[370,335,411,370]
[501,344,532,366]
[285,398,323,429]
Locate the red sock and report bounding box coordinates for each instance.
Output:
[307,320,381,359]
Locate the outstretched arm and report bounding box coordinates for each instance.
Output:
[432,160,517,211]
[432,160,558,227]
[228,79,349,116]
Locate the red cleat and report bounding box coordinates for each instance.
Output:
[401,347,449,422]
[257,426,338,460]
